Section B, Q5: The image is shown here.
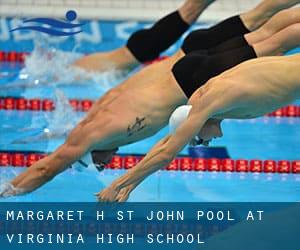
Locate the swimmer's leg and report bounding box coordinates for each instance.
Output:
[209,7,300,54]
[245,7,300,45]
[240,0,300,31]
[210,21,300,60]
[73,0,215,72]
[253,23,300,56]
[181,0,300,54]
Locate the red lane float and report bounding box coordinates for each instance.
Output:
[194,158,207,172]
[0,97,96,112]
[221,159,235,172]
[292,161,300,173]
[1,97,300,117]
[0,152,299,174]
[16,98,27,110]
[207,158,221,172]
[236,160,249,172]
[42,99,55,111]
[180,157,193,171]
[0,51,29,63]
[264,160,276,173]
[267,105,300,117]
[250,160,263,173]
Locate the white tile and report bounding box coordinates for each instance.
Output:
[32,0,49,4]
[96,0,111,8]
[159,1,177,9]
[17,0,32,4]
[2,0,17,4]
[49,0,64,6]
[79,0,97,7]
[111,0,128,8]
[65,0,81,5]
[143,1,160,9]
[128,0,143,8]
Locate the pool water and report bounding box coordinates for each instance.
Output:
[0,20,300,202]
[1,168,299,202]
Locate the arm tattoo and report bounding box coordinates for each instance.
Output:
[127,117,146,136]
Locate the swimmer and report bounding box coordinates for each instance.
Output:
[98,54,300,202]
[73,0,217,73]
[73,0,300,73]
[2,0,300,197]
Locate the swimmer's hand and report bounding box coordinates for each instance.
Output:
[96,184,133,202]
[95,185,120,202]
[115,186,132,202]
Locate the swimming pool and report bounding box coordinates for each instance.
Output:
[0,18,300,203]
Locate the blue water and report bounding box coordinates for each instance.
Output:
[0,21,300,202]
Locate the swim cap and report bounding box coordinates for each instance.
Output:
[169,105,204,145]
[169,105,192,134]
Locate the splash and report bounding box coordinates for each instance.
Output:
[3,35,127,91]
[12,89,81,144]
[43,89,80,137]
[0,164,26,197]
[0,179,26,198]
[19,35,82,84]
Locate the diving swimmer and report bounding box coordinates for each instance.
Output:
[2,0,300,197]
[98,54,300,202]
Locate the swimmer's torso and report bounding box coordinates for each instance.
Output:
[91,50,187,149]
[114,49,187,119]
[211,55,300,119]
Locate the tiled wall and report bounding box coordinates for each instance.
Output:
[0,0,262,21]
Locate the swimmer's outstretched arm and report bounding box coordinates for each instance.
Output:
[97,91,223,202]
[0,109,110,197]
[0,141,88,197]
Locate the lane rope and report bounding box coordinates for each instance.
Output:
[0,97,299,117]
[0,51,28,63]
[1,50,299,117]
[0,151,299,174]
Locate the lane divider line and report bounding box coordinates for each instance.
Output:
[1,97,300,117]
[0,151,299,174]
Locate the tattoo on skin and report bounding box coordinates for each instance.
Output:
[127,117,146,136]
